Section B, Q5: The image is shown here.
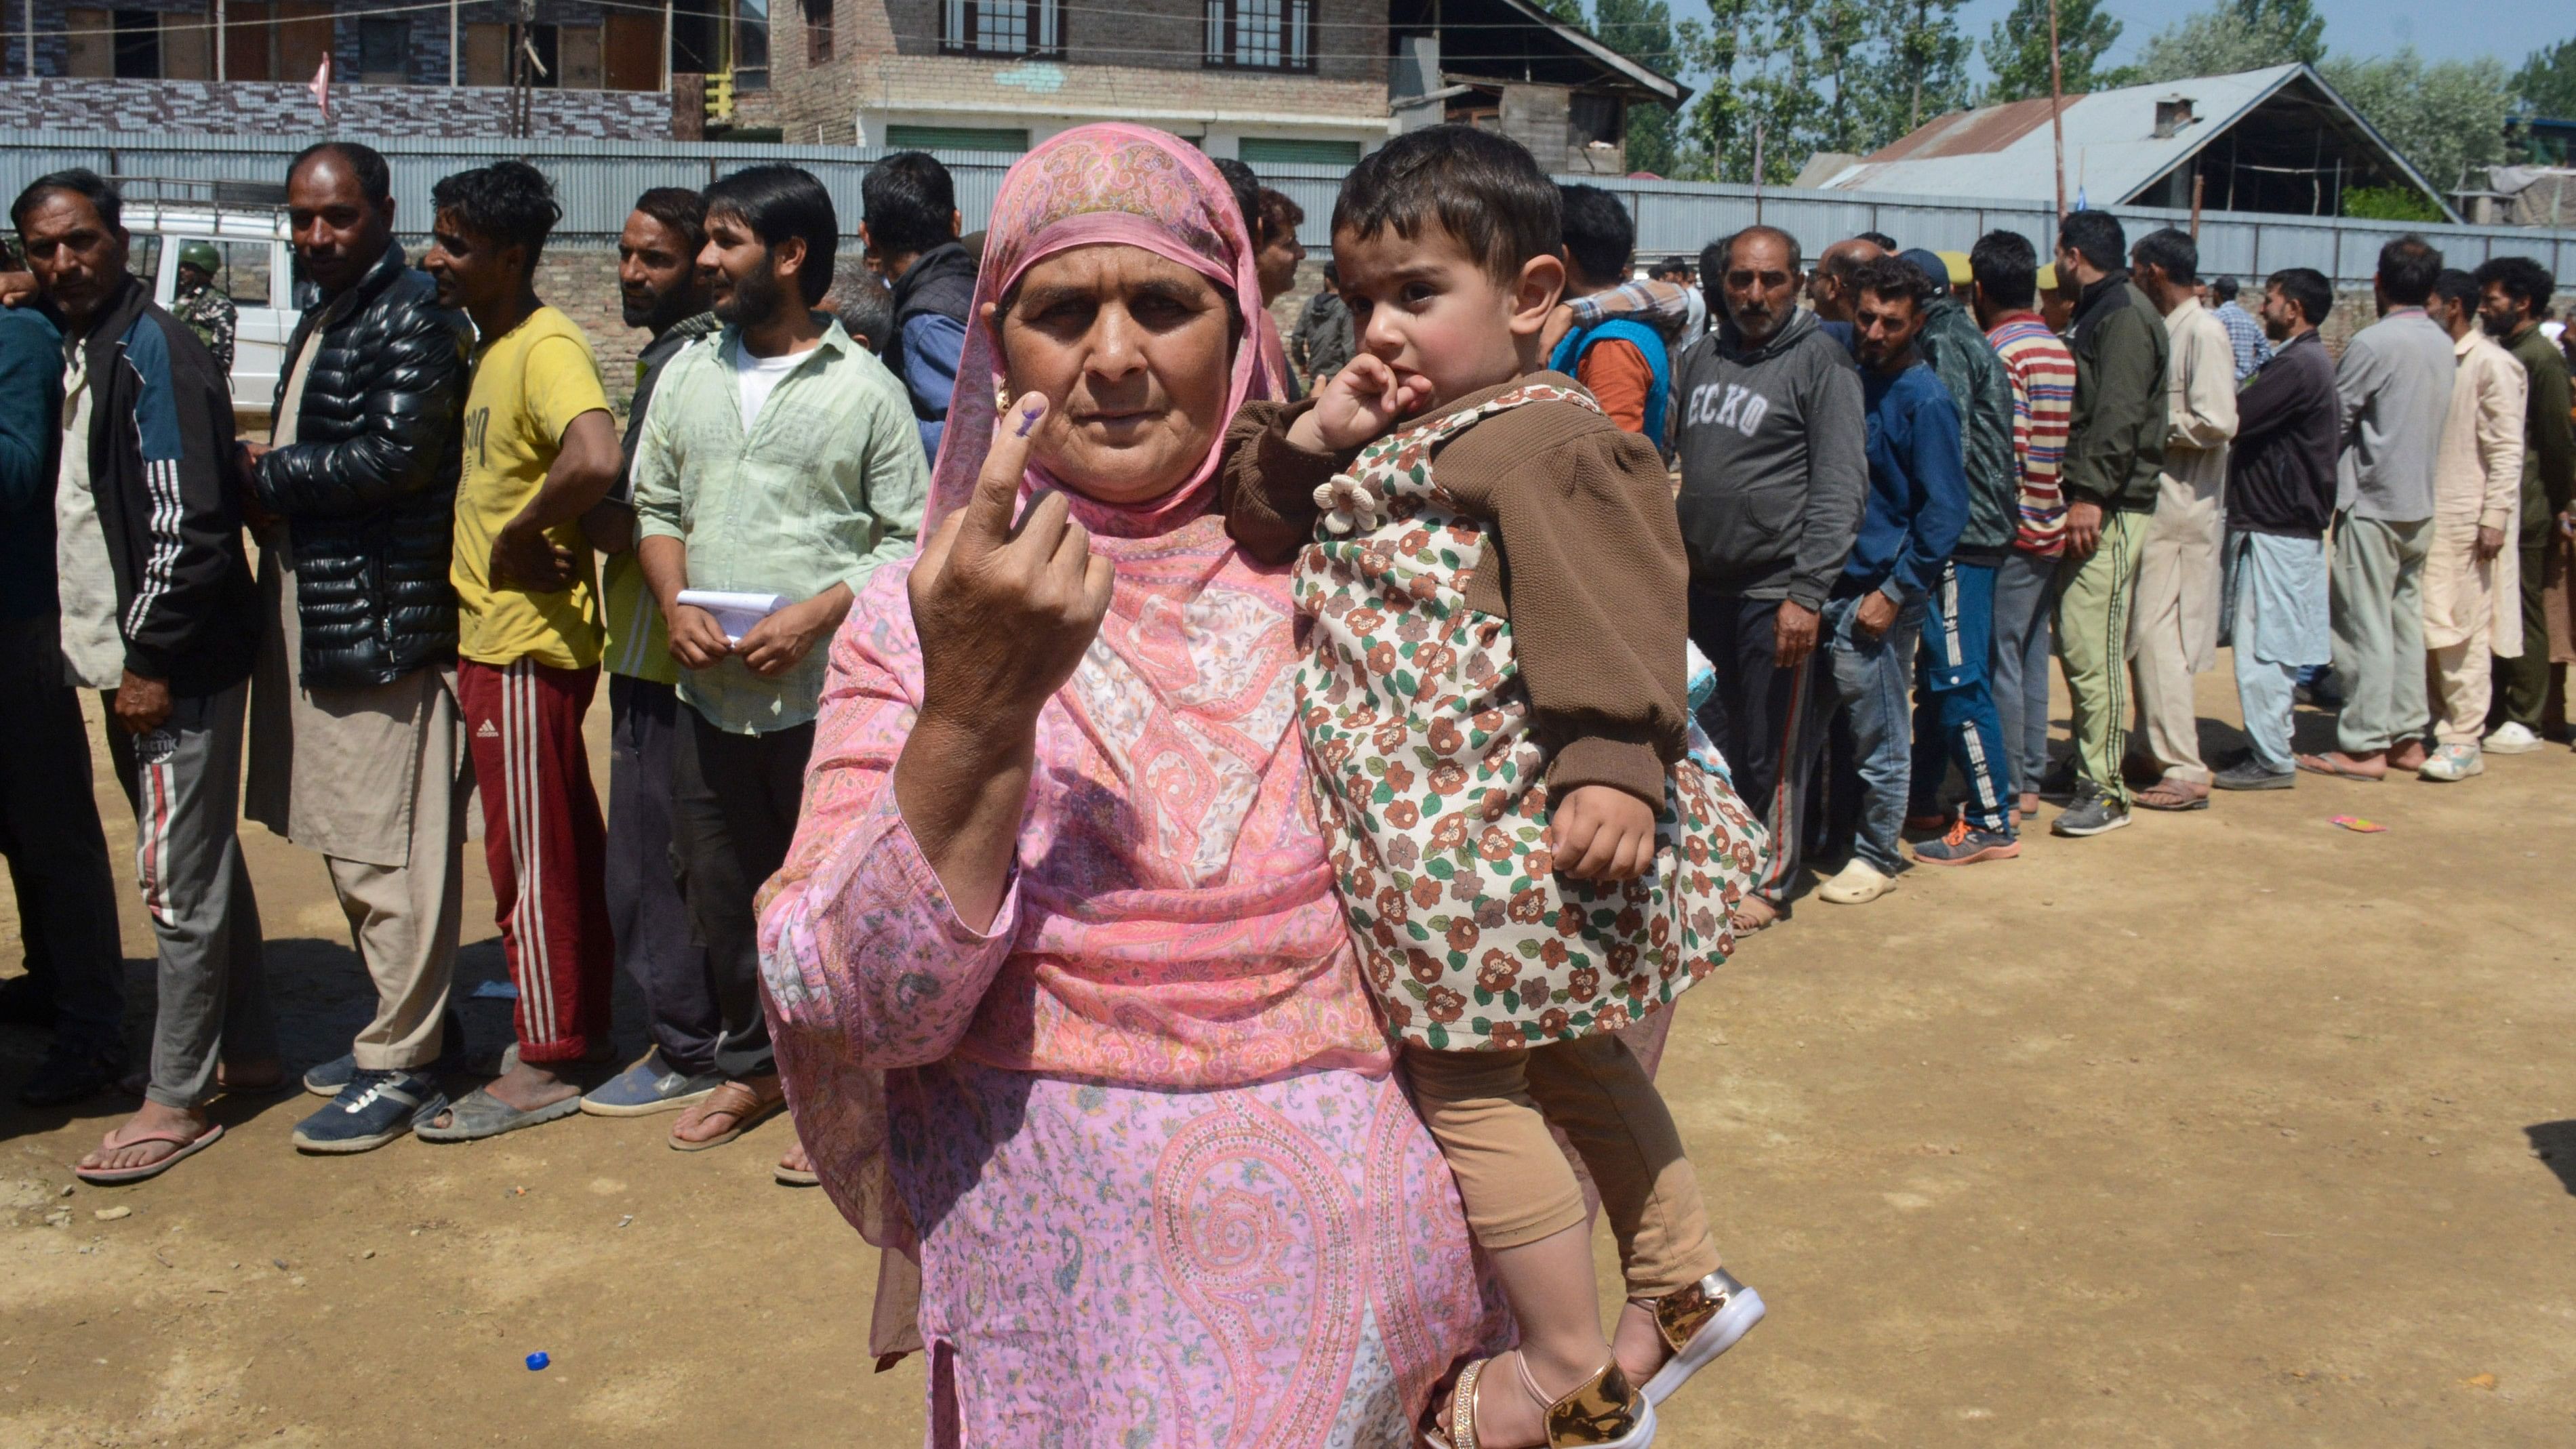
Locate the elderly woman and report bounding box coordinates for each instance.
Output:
[759,125,1506,1443]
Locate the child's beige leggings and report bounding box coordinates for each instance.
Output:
[1403,1032,1721,1300]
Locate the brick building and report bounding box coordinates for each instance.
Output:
[1,0,1678,159]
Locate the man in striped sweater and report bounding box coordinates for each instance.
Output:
[1971,231,2076,821]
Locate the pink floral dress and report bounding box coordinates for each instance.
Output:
[1292,384,1769,1052]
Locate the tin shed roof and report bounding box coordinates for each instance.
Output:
[1808,64,2457,223]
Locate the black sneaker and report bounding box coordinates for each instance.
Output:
[2213,760,2295,792]
[0,974,58,1028]
[2050,785,2131,837]
[293,1069,449,1154]
[304,1006,466,1097]
[2035,759,2081,803]
[16,1040,127,1108]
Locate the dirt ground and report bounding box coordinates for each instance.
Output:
[4,660,2573,1449]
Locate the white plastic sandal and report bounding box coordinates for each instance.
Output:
[1638,1269,1767,1406]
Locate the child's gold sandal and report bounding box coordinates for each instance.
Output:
[1634,1267,1767,1406]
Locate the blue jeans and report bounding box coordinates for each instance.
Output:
[1813,590,1923,875]
[1909,561,2014,834]
[1989,550,2058,800]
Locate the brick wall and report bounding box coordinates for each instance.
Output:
[769,0,1386,144]
[0,77,671,136]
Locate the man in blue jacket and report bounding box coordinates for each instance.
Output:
[1813,256,1970,906]
[0,260,128,1109]
[19,168,273,1185]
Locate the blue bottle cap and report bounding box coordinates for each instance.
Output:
[525,1351,550,1371]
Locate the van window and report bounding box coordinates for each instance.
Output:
[126,234,160,285]
[176,239,273,306]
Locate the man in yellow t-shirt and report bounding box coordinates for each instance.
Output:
[417,161,624,1142]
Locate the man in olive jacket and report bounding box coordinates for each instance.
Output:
[2047,209,2169,837]
[243,142,476,1154]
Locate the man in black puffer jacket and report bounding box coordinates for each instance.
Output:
[243,141,478,1155]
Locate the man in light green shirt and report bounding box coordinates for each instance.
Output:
[630,165,925,1151]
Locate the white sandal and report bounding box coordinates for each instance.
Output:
[1636,1268,1767,1406]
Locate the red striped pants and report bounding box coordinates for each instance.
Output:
[458,657,613,1063]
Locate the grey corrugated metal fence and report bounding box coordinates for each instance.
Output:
[5,127,2571,283]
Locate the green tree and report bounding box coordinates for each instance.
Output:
[1595,0,1684,174]
[1862,0,1971,137]
[1678,0,1831,184]
[2128,0,2324,85]
[1529,0,1588,24]
[2322,48,2513,198]
[1977,0,2123,104]
[2513,37,2576,119]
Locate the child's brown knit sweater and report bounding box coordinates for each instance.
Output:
[1220,371,1692,804]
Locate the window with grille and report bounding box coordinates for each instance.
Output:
[1205,0,1311,71]
[940,0,1061,58]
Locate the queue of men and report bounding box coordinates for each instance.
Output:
[4,142,2573,1187]
[3,144,949,1188]
[1615,211,2573,922]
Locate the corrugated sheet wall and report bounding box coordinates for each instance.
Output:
[4,129,2570,283]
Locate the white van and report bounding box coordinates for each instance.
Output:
[117,189,303,417]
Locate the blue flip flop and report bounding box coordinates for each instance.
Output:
[413,1086,582,1143]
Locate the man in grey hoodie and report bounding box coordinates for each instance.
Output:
[1675,225,1868,929]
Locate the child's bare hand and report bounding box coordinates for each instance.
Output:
[1548,784,1659,882]
[1289,353,1431,453]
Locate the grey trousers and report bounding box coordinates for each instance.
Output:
[2329,514,2432,756]
[0,615,126,1054]
[101,680,273,1110]
[1990,550,2058,800]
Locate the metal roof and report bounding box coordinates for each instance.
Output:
[1809,64,2457,223]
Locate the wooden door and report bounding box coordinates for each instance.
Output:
[224,0,273,79]
[275,0,331,81]
[557,22,602,87]
[66,7,113,77]
[464,22,508,85]
[603,11,661,91]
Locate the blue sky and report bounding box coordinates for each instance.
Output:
[1945,0,2567,81]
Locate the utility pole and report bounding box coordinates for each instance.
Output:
[2048,0,2066,218]
[510,0,534,139]
[2190,172,2204,239]
[1752,120,1766,224]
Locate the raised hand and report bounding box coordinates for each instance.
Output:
[908,394,1119,738]
[1289,352,1432,454]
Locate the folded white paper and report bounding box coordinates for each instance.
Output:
[677,589,788,644]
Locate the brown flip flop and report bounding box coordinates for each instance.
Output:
[670,1078,784,1152]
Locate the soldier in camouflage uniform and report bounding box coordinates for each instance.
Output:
[172,241,236,375]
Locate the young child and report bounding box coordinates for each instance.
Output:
[1224,126,1769,1449]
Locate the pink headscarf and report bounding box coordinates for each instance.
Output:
[923,122,1283,539]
